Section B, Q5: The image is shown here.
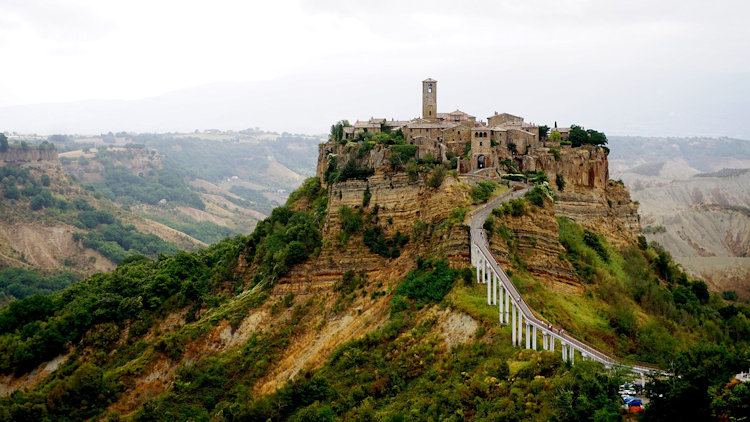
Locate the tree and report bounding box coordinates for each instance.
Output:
[0,133,7,152]
[40,174,51,187]
[329,120,351,144]
[568,125,588,147]
[426,164,446,188]
[4,184,19,199]
[30,195,45,211]
[539,125,550,140]
[586,129,608,146]
[569,125,608,147]
[645,344,748,422]
[550,131,562,141]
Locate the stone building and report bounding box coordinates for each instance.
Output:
[343,78,543,172]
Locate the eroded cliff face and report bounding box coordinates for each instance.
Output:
[523,146,608,189]
[0,148,58,163]
[529,147,641,246]
[488,200,581,294]
[276,173,472,298]
[316,142,393,184]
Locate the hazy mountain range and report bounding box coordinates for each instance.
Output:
[2,72,750,139]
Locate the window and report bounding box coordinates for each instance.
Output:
[480,141,483,146]
[428,83,433,93]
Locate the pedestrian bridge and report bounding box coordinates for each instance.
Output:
[469,186,664,384]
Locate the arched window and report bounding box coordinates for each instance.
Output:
[428,83,433,93]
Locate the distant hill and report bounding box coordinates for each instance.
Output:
[609,136,750,300]
[56,130,322,239]
[0,130,322,302]
[0,153,204,303]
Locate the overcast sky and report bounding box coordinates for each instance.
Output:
[1,0,748,138]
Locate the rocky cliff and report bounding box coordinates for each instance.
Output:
[275,173,472,298]
[0,147,58,164]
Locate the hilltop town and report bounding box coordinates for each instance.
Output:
[318,78,610,195]
[340,78,550,173]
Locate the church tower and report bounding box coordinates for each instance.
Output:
[422,78,437,120]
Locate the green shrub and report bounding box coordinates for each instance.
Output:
[524,185,547,207]
[363,227,408,258]
[582,230,609,263]
[362,186,371,207]
[390,145,417,163]
[339,159,374,182]
[643,225,667,234]
[549,147,561,160]
[483,215,494,233]
[425,164,446,188]
[555,174,565,191]
[339,206,362,234]
[405,159,418,181]
[722,290,738,301]
[395,258,457,305]
[470,181,496,204]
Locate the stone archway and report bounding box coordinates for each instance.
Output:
[477,154,486,169]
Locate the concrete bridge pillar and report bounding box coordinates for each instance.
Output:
[475,259,480,285]
[525,323,531,349]
[542,333,548,350]
[486,263,491,304]
[550,335,555,352]
[562,342,567,361]
[498,285,504,324]
[517,308,523,347]
[492,273,498,305]
[532,325,537,350]
[570,347,575,364]
[511,303,517,346]
[504,288,509,324]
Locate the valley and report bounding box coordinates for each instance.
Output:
[610,136,750,301]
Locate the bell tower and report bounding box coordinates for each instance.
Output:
[422,78,437,120]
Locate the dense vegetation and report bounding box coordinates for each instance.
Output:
[146,217,236,244]
[79,219,179,264]
[89,165,204,209]
[0,268,77,302]
[222,258,627,422]
[551,216,750,366]
[0,177,325,382]
[0,166,63,208]
[645,343,750,421]
[337,204,409,258]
